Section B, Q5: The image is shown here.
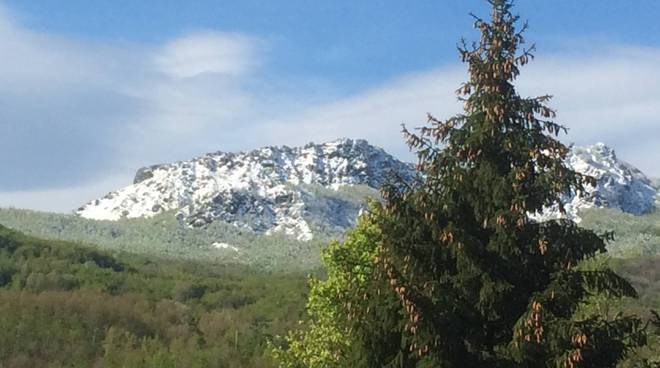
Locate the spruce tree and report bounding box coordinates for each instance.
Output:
[374,0,649,366]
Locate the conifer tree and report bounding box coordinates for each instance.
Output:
[373,0,649,366]
[274,1,654,367]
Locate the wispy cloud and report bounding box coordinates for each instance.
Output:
[155,32,258,79]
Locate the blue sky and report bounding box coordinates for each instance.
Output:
[7,1,660,92]
[1,0,659,211]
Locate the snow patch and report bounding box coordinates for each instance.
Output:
[532,143,656,222]
[212,242,239,252]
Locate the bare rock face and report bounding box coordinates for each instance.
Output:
[78,139,656,240]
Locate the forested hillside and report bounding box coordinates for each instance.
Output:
[0,224,311,367]
[580,208,660,257]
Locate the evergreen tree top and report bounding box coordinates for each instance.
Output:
[390,0,591,231]
[375,0,650,366]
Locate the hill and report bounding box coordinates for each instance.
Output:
[0,224,309,367]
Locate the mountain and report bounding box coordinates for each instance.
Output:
[77,139,414,241]
[77,139,657,241]
[532,143,657,222]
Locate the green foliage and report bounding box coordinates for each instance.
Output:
[0,224,310,367]
[272,205,412,367]
[576,256,660,366]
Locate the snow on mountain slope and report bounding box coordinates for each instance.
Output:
[77,139,414,240]
[651,178,660,206]
[78,140,657,240]
[532,143,657,222]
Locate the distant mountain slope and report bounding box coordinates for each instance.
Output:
[652,177,660,206]
[77,140,656,241]
[533,143,657,221]
[0,207,328,269]
[0,141,657,268]
[78,139,413,241]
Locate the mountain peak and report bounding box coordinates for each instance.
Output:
[533,143,656,221]
[78,139,414,241]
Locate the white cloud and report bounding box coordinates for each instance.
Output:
[0,4,261,199]
[256,47,660,176]
[154,32,258,79]
[254,66,465,160]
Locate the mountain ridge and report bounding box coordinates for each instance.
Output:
[532,142,657,222]
[77,139,657,241]
[77,138,413,240]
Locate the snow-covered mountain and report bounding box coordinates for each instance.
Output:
[533,143,657,222]
[77,139,657,240]
[77,139,414,241]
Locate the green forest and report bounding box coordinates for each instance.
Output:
[0,224,310,367]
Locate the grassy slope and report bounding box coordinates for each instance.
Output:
[579,208,660,363]
[0,207,326,270]
[577,207,660,316]
[580,207,660,257]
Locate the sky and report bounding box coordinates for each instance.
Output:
[0,0,659,212]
